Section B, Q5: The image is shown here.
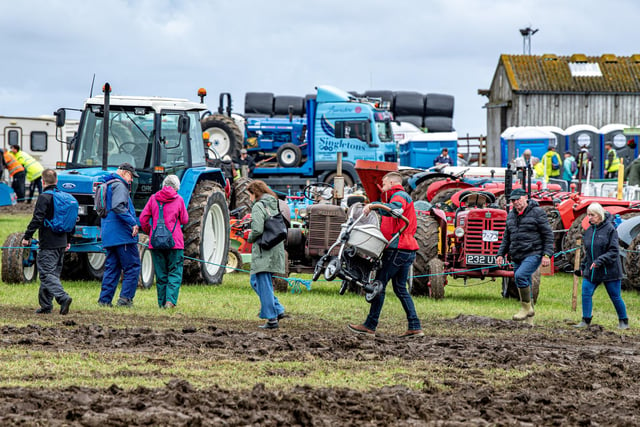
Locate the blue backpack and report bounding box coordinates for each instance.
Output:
[44,189,79,233]
[150,200,177,250]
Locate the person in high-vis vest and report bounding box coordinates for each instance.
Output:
[604,141,620,179]
[11,145,44,203]
[541,144,562,178]
[1,148,26,202]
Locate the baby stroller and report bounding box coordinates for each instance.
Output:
[312,203,409,303]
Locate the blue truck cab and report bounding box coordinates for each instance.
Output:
[248,86,397,193]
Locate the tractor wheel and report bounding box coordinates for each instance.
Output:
[137,234,154,289]
[1,232,37,284]
[276,143,302,168]
[323,172,355,188]
[410,177,443,202]
[501,267,540,304]
[541,205,564,264]
[84,252,106,280]
[201,114,243,160]
[412,215,440,296]
[623,232,640,291]
[398,169,422,194]
[495,194,507,209]
[232,177,253,212]
[427,258,445,299]
[183,181,230,284]
[562,213,586,268]
[225,247,243,274]
[431,188,460,205]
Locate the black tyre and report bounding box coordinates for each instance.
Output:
[623,232,640,291]
[244,92,274,115]
[540,205,564,265]
[395,115,423,128]
[201,114,244,160]
[427,258,445,299]
[502,267,540,303]
[273,96,304,116]
[323,172,355,188]
[562,214,586,268]
[323,257,340,281]
[423,116,454,133]
[412,215,440,296]
[431,188,461,205]
[410,177,444,202]
[277,143,302,168]
[425,94,455,118]
[84,252,106,281]
[183,181,230,284]
[393,91,425,116]
[397,168,422,194]
[1,232,37,284]
[226,247,243,274]
[232,177,253,212]
[137,234,155,289]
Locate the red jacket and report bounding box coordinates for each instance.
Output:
[376,185,418,251]
[140,186,189,249]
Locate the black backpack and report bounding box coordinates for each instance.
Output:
[150,200,178,250]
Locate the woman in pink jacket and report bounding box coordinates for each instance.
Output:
[140,175,189,308]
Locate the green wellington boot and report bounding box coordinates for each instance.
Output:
[513,286,535,321]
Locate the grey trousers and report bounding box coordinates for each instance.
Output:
[37,248,70,310]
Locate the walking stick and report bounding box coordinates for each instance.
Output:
[572,238,582,311]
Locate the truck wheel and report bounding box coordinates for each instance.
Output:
[277,143,302,167]
[201,114,243,160]
[84,252,106,280]
[412,215,440,296]
[137,234,154,289]
[225,247,242,274]
[323,172,354,188]
[183,181,230,284]
[427,258,445,299]
[1,232,37,284]
[502,268,540,303]
[232,177,253,212]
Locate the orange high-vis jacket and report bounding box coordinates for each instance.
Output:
[3,150,25,177]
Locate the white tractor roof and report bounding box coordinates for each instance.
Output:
[85,95,208,113]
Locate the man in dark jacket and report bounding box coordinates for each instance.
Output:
[348,172,423,338]
[496,188,553,321]
[21,169,73,315]
[97,163,141,307]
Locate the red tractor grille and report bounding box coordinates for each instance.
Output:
[306,204,347,257]
[464,211,506,255]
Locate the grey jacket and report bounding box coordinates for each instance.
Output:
[247,194,286,275]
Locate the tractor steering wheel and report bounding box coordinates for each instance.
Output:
[303,183,334,202]
[118,142,138,155]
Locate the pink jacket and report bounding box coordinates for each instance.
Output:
[140,186,189,249]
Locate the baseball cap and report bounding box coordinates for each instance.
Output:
[118,162,139,177]
[240,149,247,154]
[509,188,527,200]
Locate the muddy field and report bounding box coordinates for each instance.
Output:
[1,307,639,427]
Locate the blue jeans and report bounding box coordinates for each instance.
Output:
[512,255,542,289]
[99,243,141,303]
[581,278,628,320]
[364,250,421,331]
[250,272,285,320]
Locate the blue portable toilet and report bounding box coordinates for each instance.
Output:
[565,124,601,179]
[600,124,635,175]
[500,127,556,167]
[398,131,458,168]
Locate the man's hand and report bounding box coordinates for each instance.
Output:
[541,256,551,268]
[21,239,30,248]
[495,256,504,266]
[66,243,71,252]
[132,225,139,237]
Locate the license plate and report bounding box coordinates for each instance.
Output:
[482,230,499,242]
[466,254,496,265]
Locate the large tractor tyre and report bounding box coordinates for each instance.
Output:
[225,247,243,274]
[562,214,586,268]
[201,114,244,160]
[410,177,443,202]
[540,205,564,263]
[137,234,155,289]
[431,188,461,205]
[502,267,540,304]
[393,91,425,116]
[425,94,455,118]
[276,143,302,168]
[623,232,640,291]
[61,253,86,280]
[398,169,423,194]
[1,232,37,284]
[427,258,445,299]
[84,252,106,281]
[183,181,230,284]
[245,92,274,116]
[323,172,355,188]
[412,215,440,296]
[232,177,253,212]
[423,116,454,133]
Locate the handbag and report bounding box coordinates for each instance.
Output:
[150,200,178,250]
[256,200,288,250]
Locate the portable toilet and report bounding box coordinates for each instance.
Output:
[565,124,601,179]
[539,126,566,157]
[500,126,556,167]
[600,124,635,175]
[398,131,458,169]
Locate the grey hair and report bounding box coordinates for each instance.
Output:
[162,174,181,191]
[587,202,606,222]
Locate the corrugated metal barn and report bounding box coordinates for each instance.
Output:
[480,54,640,166]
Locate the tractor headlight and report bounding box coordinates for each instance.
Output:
[454,227,465,238]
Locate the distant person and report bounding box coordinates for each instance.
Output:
[1,148,26,202]
[625,155,640,186]
[10,144,44,203]
[140,175,189,309]
[541,144,562,178]
[457,153,468,167]
[21,169,73,315]
[532,158,545,178]
[574,203,628,330]
[577,147,594,179]
[237,149,256,178]
[514,149,533,168]
[603,141,620,179]
[97,163,141,308]
[563,151,577,186]
[433,148,453,167]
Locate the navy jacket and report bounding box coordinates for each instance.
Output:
[99,173,138,248]
[497,199,554,263]
[580,212,622,283]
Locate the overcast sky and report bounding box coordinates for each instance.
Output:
[1,0,639,136]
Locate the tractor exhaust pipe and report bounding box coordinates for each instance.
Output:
[102,83,111,171]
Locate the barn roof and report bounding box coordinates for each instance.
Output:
[500,54,640,93]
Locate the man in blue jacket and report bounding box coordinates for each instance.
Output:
[97,163,141,307]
